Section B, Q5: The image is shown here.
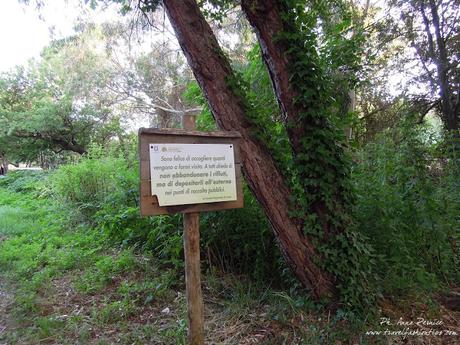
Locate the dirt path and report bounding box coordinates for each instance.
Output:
[0,277,14,345]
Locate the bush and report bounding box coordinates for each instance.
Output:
[48,147,185,269]
[51,150,138,219]
[200,185,285,284]
[49,145,284,280]
[352,120,460,295]
[95,205,184,269]
[44,123,458,296]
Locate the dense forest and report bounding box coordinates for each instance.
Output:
[0,0,459,344]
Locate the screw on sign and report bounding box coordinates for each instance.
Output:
[138,115,243,345]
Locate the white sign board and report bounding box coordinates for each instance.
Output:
[149,143,237,206]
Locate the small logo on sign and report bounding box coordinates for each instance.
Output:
[154,145,159,152]
[162,147,168,152]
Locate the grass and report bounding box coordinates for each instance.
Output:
[0,186,337,344]
[0,185,187,344]
[1,180,459,344]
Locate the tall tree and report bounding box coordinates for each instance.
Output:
[0,17,201,166]
[0,36,120,164]
[163,0,334,298]
[160,0,372,305]
[392,0,459,136]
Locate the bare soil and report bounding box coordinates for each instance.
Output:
[0,278,14,345]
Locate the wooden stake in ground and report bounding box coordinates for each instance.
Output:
[182,113,204,345]
[139,115,243,343]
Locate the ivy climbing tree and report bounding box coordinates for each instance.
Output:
[157,0,375,309]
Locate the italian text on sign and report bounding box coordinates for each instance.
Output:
[149,144,237,206]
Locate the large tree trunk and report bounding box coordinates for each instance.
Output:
[241,0,350,237]
[427,0,458,132]
[163,0,335,299]
[241,1,306,152]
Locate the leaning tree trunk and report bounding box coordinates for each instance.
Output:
[163,0,335,299]
[241,0,353,236]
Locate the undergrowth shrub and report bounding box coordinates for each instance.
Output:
[48,145,285,279]
[200,185,285,285]
[0,170,48,194]
[50,147,185,269]
[0,206,34,236]
[352,120,460,295]
[8,119,456,305]
[51,147,137,219]
[95,206,183,269]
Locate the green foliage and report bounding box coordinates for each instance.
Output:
[0,185,110,329]
[0,208,105,285]
[51,147,137,219]
[1,136,458,342]
[0,26,126,166]
[353,119,460,294]
[76,250,137,294]
[0,171,185,343]
[0,206,31,237]
[50,147,185,269]
[0,170,48,194]
[96,206,184,270]
[183,82,217,132]
[277,0,359,215]
[201,184,284,283]
[237,47,294,173]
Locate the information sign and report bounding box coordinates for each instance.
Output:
[138,128,243,216]
[149,143,237,206]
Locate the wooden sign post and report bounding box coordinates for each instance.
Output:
[182,114,204,345]
[138,117,243,345]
